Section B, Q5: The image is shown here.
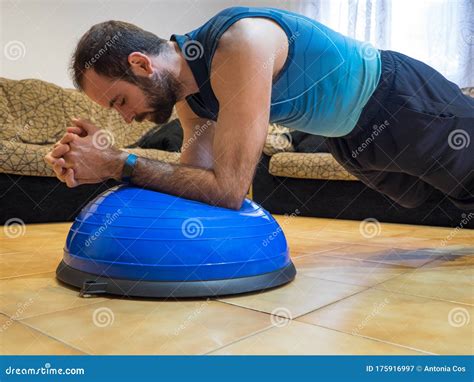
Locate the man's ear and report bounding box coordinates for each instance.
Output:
[128,52,153,77]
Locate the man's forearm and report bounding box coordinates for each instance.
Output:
[112,154,243,209]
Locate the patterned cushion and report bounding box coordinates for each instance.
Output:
[269,152,358,181]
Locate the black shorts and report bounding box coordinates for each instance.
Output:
[325,50,474,210]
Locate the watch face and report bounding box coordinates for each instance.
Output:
[122,154,138,182]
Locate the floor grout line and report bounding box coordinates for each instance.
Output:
[0,312,89,355]
[1,219,471,355]
[290,319,437,355]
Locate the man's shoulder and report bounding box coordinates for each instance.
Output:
[217,17,283,53]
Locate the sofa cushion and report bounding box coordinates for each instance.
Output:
[269,152,357,181]
[0,78,155,147]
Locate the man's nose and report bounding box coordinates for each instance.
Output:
[123,114,135,124]
[115,106,134,124]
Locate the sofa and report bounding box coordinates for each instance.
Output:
[1,78,472,228]
[0,77,179,224]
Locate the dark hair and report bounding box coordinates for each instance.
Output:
[71,20,168,89]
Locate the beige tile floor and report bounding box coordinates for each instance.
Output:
[0,217,472,355]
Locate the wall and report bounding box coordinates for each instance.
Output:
[0,0,292,87]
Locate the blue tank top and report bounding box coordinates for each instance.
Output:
[170,6,381,137]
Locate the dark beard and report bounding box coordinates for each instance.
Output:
[130,71,181,124]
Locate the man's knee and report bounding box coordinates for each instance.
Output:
[447,194,474,211]
[390,188,435,208]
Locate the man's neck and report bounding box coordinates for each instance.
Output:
[161,41,199,100]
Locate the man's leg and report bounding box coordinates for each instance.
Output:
[353,169,436,209]
[323,146,436,208]
[376,51,474,209]
[327,50,474,210]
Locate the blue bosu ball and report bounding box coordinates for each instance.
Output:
[56,185,296,298]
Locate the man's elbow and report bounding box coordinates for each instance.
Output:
[226,198,244,210]
[211,191,244,210]
[213,177,247,210]
[218,195,244,210]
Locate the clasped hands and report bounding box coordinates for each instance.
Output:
[44,118,125,187]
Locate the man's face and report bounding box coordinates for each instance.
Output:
[82,69,181,124]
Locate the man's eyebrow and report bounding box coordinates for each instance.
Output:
[109,96,118,108]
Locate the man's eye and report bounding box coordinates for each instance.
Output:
[120,98,125,106]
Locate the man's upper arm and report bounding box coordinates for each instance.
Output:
[175,99,215,169]
[210,23,275,205]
